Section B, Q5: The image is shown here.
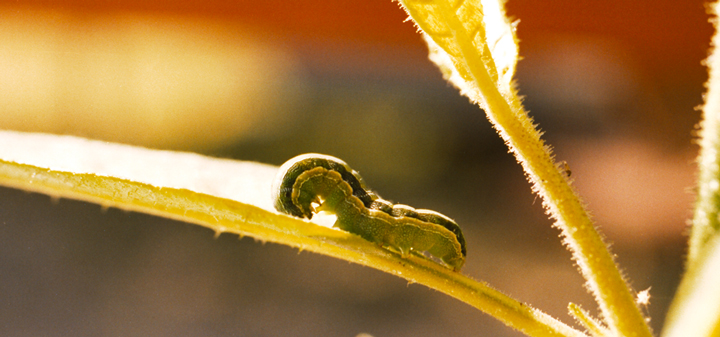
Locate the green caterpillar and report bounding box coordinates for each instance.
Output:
[272,153,466,271]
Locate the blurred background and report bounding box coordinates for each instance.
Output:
[0,0,709,336]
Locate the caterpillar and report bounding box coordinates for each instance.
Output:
[271,153,466,271]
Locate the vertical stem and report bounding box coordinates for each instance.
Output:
[663,3,720,336]
[430,1,653,336]
[689,1,720,268]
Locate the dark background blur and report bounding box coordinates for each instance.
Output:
[0,0,709,336]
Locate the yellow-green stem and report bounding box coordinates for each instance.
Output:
[689,0,720,269]
[424,1,653,336]
[568,303,612,337]
[662,236,720,337]
[662,3,720,336]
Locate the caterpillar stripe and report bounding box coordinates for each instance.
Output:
[271,153,466,271]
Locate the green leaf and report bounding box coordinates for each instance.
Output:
[0,130,586,337]
[403,0,518,103]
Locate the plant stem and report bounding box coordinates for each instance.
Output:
[569,303,612,337]
[468,40,652,337]
[662,236,720,337]
[689,1,720,269]
[408,1,654,336]
[662,3,720,336]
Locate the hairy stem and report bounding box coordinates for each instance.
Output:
[662,3,720,336]
[397,1,653,336]
[689,0,720,269]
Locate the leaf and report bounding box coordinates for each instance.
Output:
[0,130,277,210]
[0,130,587,337]
[400,0,518,105]
[0,130,337,242]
